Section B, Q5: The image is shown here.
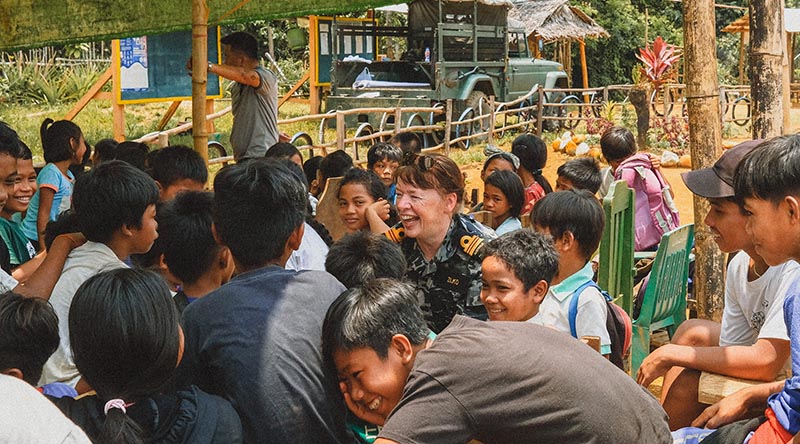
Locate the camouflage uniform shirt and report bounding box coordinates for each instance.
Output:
[386,213,496,332]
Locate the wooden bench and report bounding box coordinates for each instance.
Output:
[697,372,765,405]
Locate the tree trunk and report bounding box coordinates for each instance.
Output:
[683,0,726,321]
[191,0,209,163]
[750,0,785,138]
[629,84,651,150]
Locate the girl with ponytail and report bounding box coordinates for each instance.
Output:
[53,268,242,443]
[21,119,87,251]
[511,133,553,215]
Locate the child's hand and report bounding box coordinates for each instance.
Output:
[339,382,387,426]
[648,153,661,170]
[367,198,391,222]
[636,344,676,387]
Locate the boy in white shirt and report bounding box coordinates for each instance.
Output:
[529,189,611,356]
[637,140,796,430]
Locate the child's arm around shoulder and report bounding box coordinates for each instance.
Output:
[15,233,85,299]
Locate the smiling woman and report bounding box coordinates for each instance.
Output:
[384,153,496,332]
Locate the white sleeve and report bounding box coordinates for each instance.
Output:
[719,253,751,346]
[757,262,800,341]
[0,269,18,293]
[576,287,611,354]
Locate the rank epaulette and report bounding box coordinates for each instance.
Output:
[459,235,484,256]
[385,226,405,243]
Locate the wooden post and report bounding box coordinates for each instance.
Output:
[683,0,725,321]
[536,85,544,136]
[750,0,785,138]
[157,101,183,131]
[110,47,125,142]
[784,31,792,131]
[309,16,322,115]
[444,99,453,156]
[488,95,496,146]
[739,32,747,84]
[336,111,345,151]
[579,38,589,94]
[191,0,209,163]
[394,107,402,134]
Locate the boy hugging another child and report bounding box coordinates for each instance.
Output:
[324,275,671,443]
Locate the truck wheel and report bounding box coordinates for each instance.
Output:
[465,90,491,141]
[541,91,564,133]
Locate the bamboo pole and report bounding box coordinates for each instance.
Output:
[683,0,725,321]
[191,0,209,163]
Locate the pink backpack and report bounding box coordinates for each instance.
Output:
[615,153,680,250]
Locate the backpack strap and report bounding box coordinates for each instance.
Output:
[567,280,607,338]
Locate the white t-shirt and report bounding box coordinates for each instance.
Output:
[719,252,799,346]
[285,222,328,272]
[528,262,611,354]
[0,374,91,444]
[40,242,127,387]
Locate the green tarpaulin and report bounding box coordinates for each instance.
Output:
[0,0,400,51]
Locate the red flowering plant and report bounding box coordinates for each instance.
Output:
[635,36,681,89]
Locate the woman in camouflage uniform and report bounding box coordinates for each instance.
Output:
[385,153,495,332]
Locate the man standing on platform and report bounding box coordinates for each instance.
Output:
[191,31,281,161]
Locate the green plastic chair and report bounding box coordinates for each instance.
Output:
[598,180,636,316]
[631,224,695,378]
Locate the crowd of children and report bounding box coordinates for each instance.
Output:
[6,112,800,444]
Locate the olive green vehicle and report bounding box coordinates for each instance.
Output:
[324,0,569,140]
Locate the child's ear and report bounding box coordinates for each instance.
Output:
[287,223,304,252]
[211,223,224,246]
[390,334,415,365]
[554,231,575,252]
[1,368,24,380]
[527,280,549,304]
[786,196,800,222]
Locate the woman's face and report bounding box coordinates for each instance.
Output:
[482,183,511,227]
[338,183,377,232]
[395,178,456,241]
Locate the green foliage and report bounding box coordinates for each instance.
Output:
[572,0,682,87]
[0,56,107,105]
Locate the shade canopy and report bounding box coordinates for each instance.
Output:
[0,0,401,51]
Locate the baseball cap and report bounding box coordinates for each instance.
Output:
[680,140,763,198]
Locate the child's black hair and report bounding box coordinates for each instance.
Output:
[265,142,303,162]
[319,150,354,186]
[483,230,559,292]
[304,155,324,189]
[0,292,59,385]
[484,170,525,218]
[557,157,602,194]
[600,126,637,162]
[147,145,208,189]
[511,134,553,194]
[41,119,82,163]
[213,159,307,268]
[15,140,32,160]
[72,160,159,244]
[481,152,518,173]
[69,268,181,444]
[532,189,605,260]
[43,209,81,251]
[322,279,428,374]
[325,232,407,288]
[114,141,149,171]
[92,138,119,165]
[367,142,403,170]
[337,168,387,202]
[734,135,800,204]
[389,132,422,154]
[0,122,22,158]
[157,191,218,285]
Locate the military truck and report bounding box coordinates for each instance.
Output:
[324,0,569,135]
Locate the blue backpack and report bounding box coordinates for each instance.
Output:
[568,280,632,370]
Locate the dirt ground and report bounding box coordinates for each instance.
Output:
[462,150,696,224]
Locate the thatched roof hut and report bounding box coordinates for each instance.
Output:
[508,0,608,88]
[508,0,608,42]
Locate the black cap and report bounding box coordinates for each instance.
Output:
[680,140,763,198]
